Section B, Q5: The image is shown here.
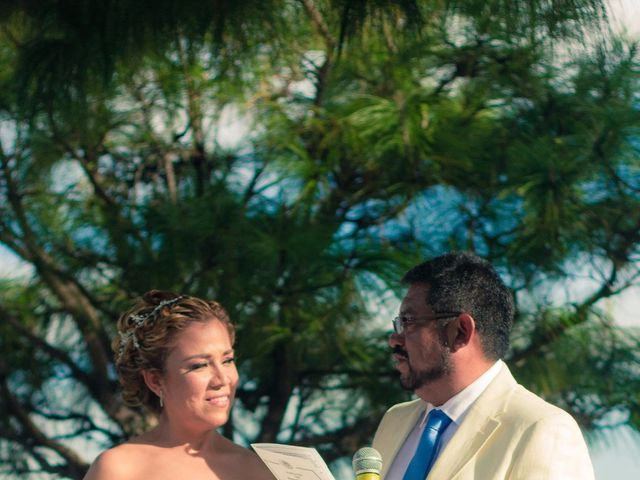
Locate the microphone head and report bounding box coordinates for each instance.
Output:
[352,447,382,475]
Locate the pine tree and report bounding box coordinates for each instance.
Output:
[0,1,638,478]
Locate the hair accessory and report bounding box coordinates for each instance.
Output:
[118,296,184,355]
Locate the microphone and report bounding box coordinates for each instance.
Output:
[352,447,383,480]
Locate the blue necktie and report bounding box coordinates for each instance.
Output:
[403,409,452,480]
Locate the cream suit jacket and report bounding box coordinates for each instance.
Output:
[372,365,594,480]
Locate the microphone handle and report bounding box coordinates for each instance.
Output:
[355,474,380,480]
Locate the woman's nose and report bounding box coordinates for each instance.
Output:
[208,364,227,388]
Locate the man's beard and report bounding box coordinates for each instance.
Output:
[395,343,453,391]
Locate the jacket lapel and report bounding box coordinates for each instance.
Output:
[427,366,518,480]
[380,400,426,478]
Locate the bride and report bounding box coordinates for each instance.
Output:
[84,291,274,480]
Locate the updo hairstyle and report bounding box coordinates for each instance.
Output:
[113,290,235,414]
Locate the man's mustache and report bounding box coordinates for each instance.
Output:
[393,346,408,358]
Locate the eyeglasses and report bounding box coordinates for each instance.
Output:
[392,312,461,335]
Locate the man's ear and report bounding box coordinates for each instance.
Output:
[444,313,475,352]
[142,369,164,398]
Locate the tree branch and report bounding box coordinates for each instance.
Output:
[0,305,95,387]
[296,413,380,462]
[0,150,114,409]
[300,0,336,52]
[509,263,636,364]
[0,363,89,478]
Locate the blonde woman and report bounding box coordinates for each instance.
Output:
[84,291,274,480]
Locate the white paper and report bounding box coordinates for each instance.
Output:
[251,443,336,480]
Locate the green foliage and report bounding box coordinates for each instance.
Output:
[0,1,639,478]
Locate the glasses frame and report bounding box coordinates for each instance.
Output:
[392,312,462,335]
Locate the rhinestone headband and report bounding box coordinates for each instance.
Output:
[118,296,184,355]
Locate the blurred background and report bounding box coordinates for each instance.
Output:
[0,1,638,478]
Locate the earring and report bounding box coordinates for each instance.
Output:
[159,394,164,408]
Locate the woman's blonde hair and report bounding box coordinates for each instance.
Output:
[112,290,235,414]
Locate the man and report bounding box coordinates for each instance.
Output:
[372,252,594,479]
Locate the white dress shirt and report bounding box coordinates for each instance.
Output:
[385,360,504,480]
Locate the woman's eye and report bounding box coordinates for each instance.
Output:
[189,362,208,370]
[223,357,235,365]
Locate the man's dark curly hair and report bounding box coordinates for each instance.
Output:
[402,251,514,359]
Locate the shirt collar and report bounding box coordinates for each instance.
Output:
[419,359,504,427]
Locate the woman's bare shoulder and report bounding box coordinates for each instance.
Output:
[212,436,275,479]
[83,443,151,480]
[242,452,276,479]
[224,442,276,479]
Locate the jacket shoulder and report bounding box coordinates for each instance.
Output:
[378,398,423,425]
[385,398,423,415]
[373,398,423,444]
[504,384,580,427]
